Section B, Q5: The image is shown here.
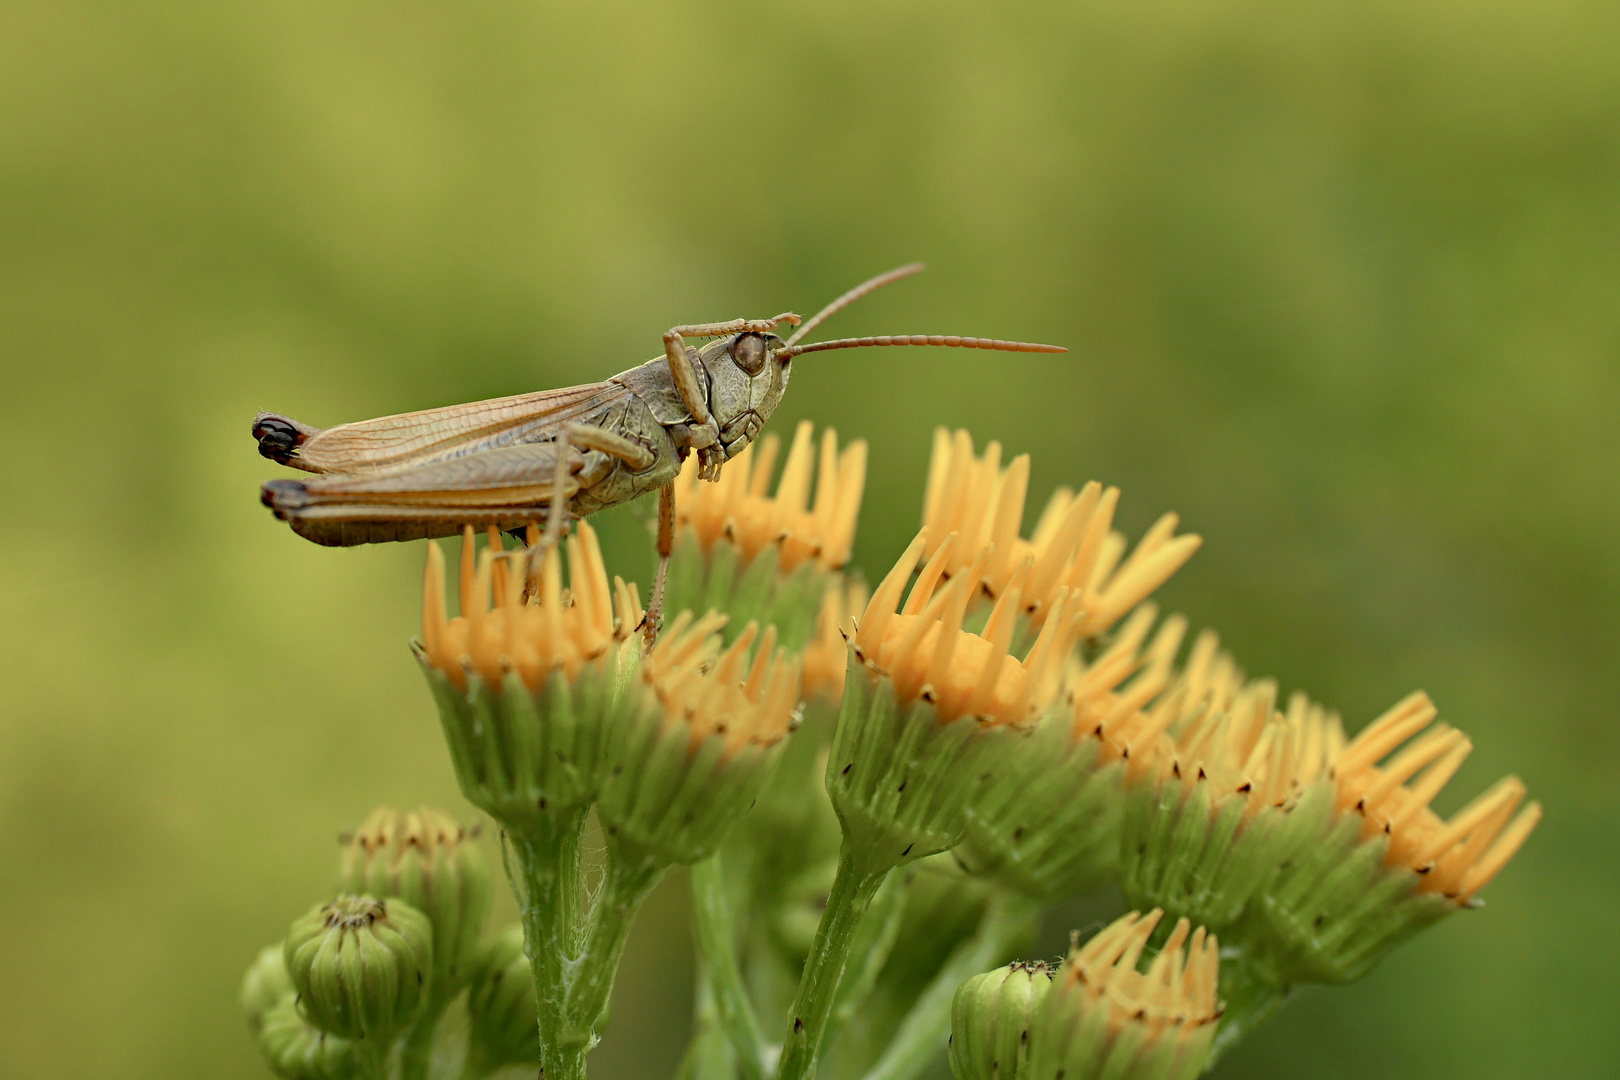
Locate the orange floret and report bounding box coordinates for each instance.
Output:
[675,420,867,574]
[639,611,803,759]
[801,578,870,705]
[921,428,1202,635]
[1333,691,1541,903]
[420,521,642,692]
[1059,909,1222,1044]
[850,529,1082,728]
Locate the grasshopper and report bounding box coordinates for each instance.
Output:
[253,264,1064,639]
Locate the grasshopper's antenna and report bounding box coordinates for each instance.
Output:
[784,263,927,347]
[776,334,1067,359]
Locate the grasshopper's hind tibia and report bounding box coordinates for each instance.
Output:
[640,482,677,649]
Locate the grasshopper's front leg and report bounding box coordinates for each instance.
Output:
[662,314,799,481]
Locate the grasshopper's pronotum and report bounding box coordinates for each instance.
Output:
[253,264,1065,639]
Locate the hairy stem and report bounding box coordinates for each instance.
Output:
[507,808,591,1080]
[775,843,893,1080]
[692,853,769,1080]
[563,836,668,1046]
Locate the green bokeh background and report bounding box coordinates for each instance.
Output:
[1,1,1614,1077]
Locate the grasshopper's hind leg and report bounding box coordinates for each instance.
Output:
[641,482,676,649]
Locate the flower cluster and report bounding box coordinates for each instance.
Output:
[243,422,1540,1080]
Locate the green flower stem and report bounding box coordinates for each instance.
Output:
[563,836,669,1044]
[1207,949,1294,1066]
[691,853,769,1080]
[507,807,592,1080]
[821,872,908,1059]
[396,1000,446,1080]
[355,1040,391,1080]
[775,842,894,1080]
[860,890,1042,1080]
[677,977,738,1080]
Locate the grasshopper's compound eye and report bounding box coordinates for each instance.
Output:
[728,332,769,376]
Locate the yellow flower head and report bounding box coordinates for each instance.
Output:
[801,578,870,705]
[420,522,643,693]
[675,420,867,574]
[639,610,803,759]
[851,529,1083,728]
[921,429,1202,635]
[1333,691,1541,904]
[1068,605,1190,781]
[1057,908,1221,1051]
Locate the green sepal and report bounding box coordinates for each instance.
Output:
[960,713,1126,901]
[283,895,433,1044]
[463,923,538,1075]
[948,962,1053,1080]
[337,807,494,995]
[415,643,638,825]
[254,993,362,1080]
[1119,773,1315,936]
[664,530,829,653]
[826,656,1027,868]
[597,681,789,866]
[1247,799,1455,984]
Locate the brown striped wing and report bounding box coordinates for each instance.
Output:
[291,380,630,476]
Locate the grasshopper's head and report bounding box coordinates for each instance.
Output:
[696,264,1067,469]
[699,328,794,462]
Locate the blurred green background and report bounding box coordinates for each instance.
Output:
[1,0,1615,1076]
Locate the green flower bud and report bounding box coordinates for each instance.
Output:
[242,944,295,1033]
[463,924,538,1075]
[949,961,1053,1080]
[338,806,492,992]
[597,613,802,866]
[664,422,866,654]
[283,895,432,1043]
[1025,911,1220,1080]
[828,531,1081,869]
[1249,692,1541,986]
[1118,678,1331,937]
[962,608,1187,902]
[254,994,360,1080]
[417,521,643,824]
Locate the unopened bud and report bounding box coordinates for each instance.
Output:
[241,944,295,1034]
[254,995,360,1080]
[1025,910,1220,1080]
[948,962,1052,1080]
[283,894,432,1043]
[464,924,538,1074]
[338,806,492,991]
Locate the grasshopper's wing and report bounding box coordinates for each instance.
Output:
[263,442,585,546]
[290,380,630,476]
